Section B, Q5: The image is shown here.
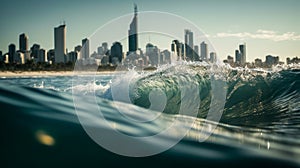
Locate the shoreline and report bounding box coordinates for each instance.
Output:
[0,70,120,77]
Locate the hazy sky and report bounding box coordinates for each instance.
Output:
[0,0,299,62]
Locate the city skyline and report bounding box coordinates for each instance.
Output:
[0,0,299,62]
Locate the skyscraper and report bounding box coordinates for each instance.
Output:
[19,33,28,52]
[54,24,66,63]
[8,44,16,63]
[37,49,46,63]
[184,29,194,61]
[209,52,217,63]
[235,49,241,64]
[146,43,160,66]
[128,4,138,53]
[81,38,90,59]
[239,44,246,64]
[110,42,123,64]
[194,45,200,61]
[200,41,208,61]
[30,44,40,59]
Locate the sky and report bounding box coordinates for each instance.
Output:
[0,0,299,62]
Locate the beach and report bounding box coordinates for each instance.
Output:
[0,71,118,77]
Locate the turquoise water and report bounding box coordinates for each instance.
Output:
[1,64,299,167]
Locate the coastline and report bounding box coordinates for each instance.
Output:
[0,70,119,77]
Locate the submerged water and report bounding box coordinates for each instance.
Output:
[1,63,300,167]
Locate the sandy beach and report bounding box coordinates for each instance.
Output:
[0,71,118,77]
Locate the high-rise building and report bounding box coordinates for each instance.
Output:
[194,45,199,56]
[171,40,181,61]
[54,24,66,63]
[146,43,160,66]
[74,45,82,53]
[161,50,171,64]
[227,55,234,65]
[235,49,241,64]
[37,49,46,63]
[15,51,25,64]
[209,52,217,63]
[255,58,263,67]
[102,42,108,54]
[30,44,40,59]
[239,44,246,64]
[8,44,16,63]
[181,43,185,60]
[19,33,28,52]
[184,29,194,61]
[98,42,108,56]
[200,41,208,61]
[265,55,279,66]
[68,51,78,63]
[128,4,138,53]
[81,38,90,59]
[110,42,123,64]
[194,45,200,61]
[47,49,55,63]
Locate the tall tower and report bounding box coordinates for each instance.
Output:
[200,41,208,61]
[54,24,66,63]
[81,38,90,59]
[239,43,246,64]
[19,33,28,52]
[8,44,16,63]
[184,29,194,61]
[128,4,138,53]
[110,42,123,64]
[235,49,241,64]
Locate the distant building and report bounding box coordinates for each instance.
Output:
[74,45,81,59]
[19,33,28,52]
[102,42,108,54]
[15,51,25,64]
[200,41,208,61]
[67,51,78,63]
[47,49,55,63]
[235,49,241,64]
[81,38,90,59]
[171,40,184,60]
[23,51,31,61]
[30,44,40,59]
[54,24,66,63]
[101,55,109,65]
[184,29,194,61]
[227,55,234,64]
[97,42,109,56]
[286,57,300,64]
[74,45,81,53]
[146,43,160,66]
[128,4,138,53]
[234,44,246,65]
[110,42,123,64]
[194,45,200,61]
[254,58,263,67]
[265,55,279,66]
[3,54,9,63]
[37,49,46,63]
[8,43,16,63]
[161,50,171,64]
[239,44,246,64]
[97,46,104,56]
[209,52,217,63]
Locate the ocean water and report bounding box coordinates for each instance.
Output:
[1,63,300,167]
